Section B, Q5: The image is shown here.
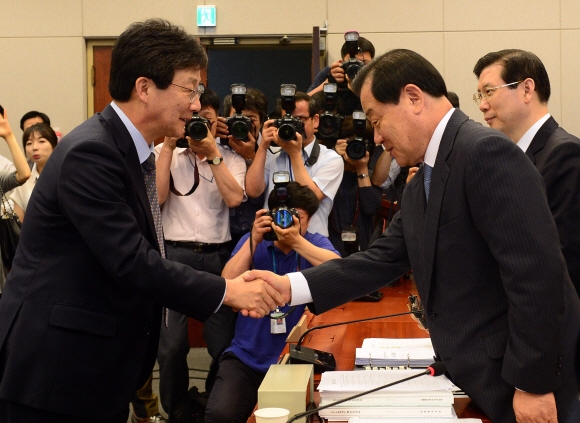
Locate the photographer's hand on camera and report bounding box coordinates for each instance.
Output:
[277,131,303,159]
[228,131,257,161]
[186,131,219,160]
[271,214,301,249]
[251,209,274,247]
[215,116,229,139]
[328,60,346,84]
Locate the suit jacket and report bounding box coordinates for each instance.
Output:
[525,116,580,297]
[302,109,580,423]
[0,105,226,419]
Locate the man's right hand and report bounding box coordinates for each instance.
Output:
[0,108,14,140]
[244,270,292,304]
[251,209,273,246]
[329,60,346,84]
[224,272,285,318]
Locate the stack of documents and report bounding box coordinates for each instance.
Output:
[355,338,435,368]
[317,369,457,420]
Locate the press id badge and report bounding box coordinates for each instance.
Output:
[271,317,286,334]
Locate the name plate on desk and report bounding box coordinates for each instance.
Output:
[258,364,314,423]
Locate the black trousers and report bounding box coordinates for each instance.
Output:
[204,352,266,423]
[157,243,236,418]
[0,398,127,423]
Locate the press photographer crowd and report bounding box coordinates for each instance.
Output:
[0,18,579,423]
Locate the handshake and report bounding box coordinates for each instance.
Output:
[223,270,293,318]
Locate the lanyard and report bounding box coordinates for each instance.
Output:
[270,247,300,274]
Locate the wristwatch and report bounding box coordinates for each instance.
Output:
[357,173,369,179]
[208,157,224,166]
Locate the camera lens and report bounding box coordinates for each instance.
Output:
[186,119,208,141]
[346,63,363,80]
[346,139,367,160]
[278,123,296,142]
[230,120,250,140]
[274,209,294,229]
[318,115,339,139]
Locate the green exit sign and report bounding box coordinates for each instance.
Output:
[197,5,216,27]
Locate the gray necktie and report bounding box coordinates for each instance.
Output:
[424,163,433,201]
[142,153,166,257]
[142,152,169,326]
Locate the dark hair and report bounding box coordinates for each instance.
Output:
[473,49,550,103]
[20,111,50,131]
[200,87,221,114]
[351,49,448,104]
[109,19,208,102]
[22,123,58,150]
[222,87,268,124]
[446,91,460,108]
[294,92,315,117]
[309,91,347,116]
[268,181,319,218]
[341,36,375,59]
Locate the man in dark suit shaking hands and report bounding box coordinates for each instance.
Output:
[246,49,580,423]
[0,19,283,423]
[473,49,580,299]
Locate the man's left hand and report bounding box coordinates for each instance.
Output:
[228,131,257,161]
[272,215,301,248]
[513,390,558,423]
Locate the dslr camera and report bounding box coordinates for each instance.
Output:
[264,171,300,241]
[224,83,252,144]
[177,113,210,148]
[272,84,305,142]
[317,83,343,141]
[341,31,365,81]
[346,111,372,160]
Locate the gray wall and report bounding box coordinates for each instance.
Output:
[2,0,580,159]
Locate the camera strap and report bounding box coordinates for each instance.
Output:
[304,139,320,167]
[170,150,200,196]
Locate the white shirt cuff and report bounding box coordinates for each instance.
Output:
[287,271,313,305]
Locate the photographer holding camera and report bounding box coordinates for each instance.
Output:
[205,181,339,423]
[219,86,269,252]
[245,88,343,237]
[154,87,246,420]
[330,111,383,258]
[308,32,375,116]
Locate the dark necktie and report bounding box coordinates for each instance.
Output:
[424,163,433,201]
[142,153,166,258]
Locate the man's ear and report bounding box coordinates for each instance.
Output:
[522,78,536,104]
[312,113,319,130]
[403,84,424,114]
[135,77,151,103]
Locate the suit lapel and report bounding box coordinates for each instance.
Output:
[99,105,158,246]
[525,116,559,164]
[422,109,468,302]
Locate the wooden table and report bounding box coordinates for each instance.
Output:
[249,277,491,422]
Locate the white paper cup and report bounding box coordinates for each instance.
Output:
[254,407,290,423]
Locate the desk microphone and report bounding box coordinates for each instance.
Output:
[289,300,425,373]
[286,361,446,423]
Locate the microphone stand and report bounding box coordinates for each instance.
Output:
[286,365,443,423]
[289,309,421,373]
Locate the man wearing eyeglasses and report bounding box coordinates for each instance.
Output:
[245,92,344,238]
[0,19,283,423]
[473,49,580,299]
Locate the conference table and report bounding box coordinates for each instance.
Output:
[248,275,491,422]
